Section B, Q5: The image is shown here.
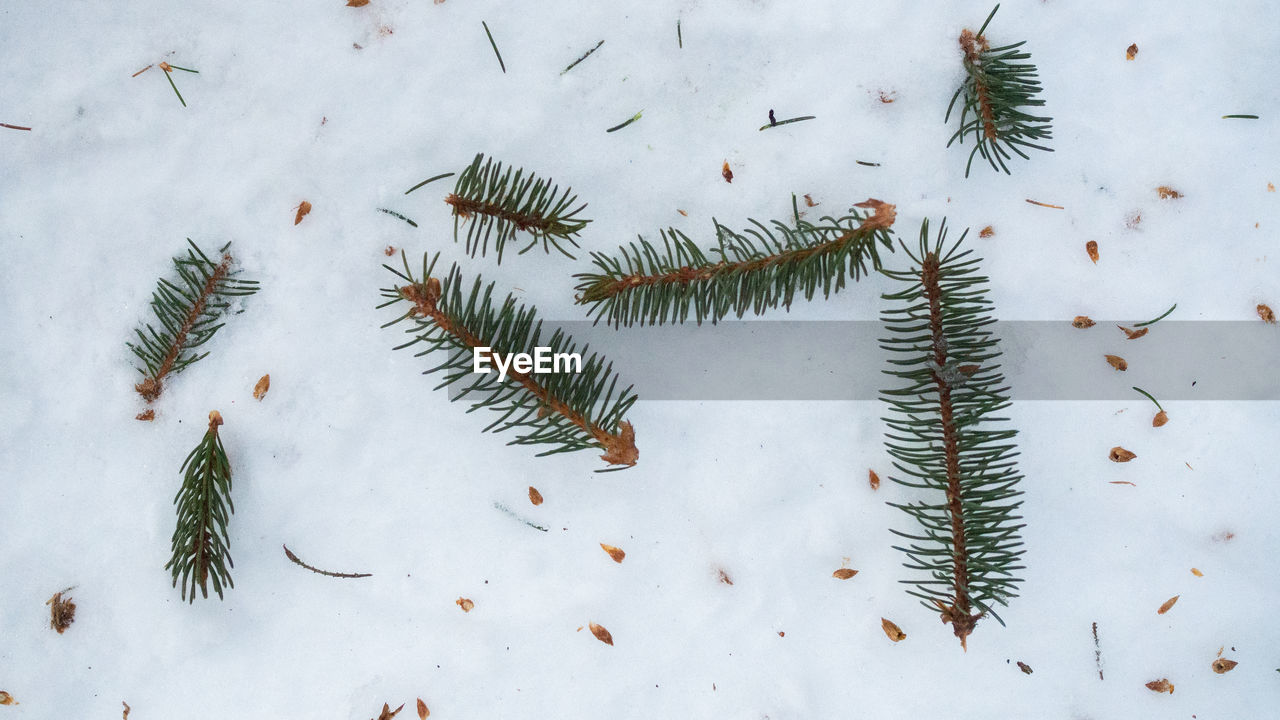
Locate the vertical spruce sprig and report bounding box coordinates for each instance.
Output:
[945,4,1053,176]
[879,219,1026,648]
[128,240,258,404]
[443,153,590,262]
[165,411,235,603]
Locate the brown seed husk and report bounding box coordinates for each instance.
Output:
[1126,43,1138,60]
[721,161,733,183]
[456,597,474,613]
[417,698,430,718]
[253,374,270,400]
[1157,595,1179,614]
[1105,354,1128,371]
[136,409,155,421]
[832,568,858,580]
[347,0,370,6]
[0,691,14,705]
[1145,678,1174,694]
[1191,568,1204,577]
[881,617,906,642]
[1118,325,1149,340]
[1156,186,1182,199]
[868,469,881,490]
[717,568,734,585]
[528,486,544,506]
[1153,410,1169,427]
[1211,658,1239,674]
[589,622,614,645]
[1109,446,1137,462]
[294,201,312,225]
[979,225,995,238]
[854,199,897,230]
[1259,304,1276,324]
[1017,661,1033,675]
[1086,240,1099,263]
[376,703,404,720]
[1072,316,1096,329]
[600,544,626,563]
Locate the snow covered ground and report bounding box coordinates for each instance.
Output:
[2,1,1278,717]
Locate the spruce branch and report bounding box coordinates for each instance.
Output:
[443,153,590,262]
[165,411,235,603]
[945,4,1053,176]
[128,240,258,404]
[574,198,897,327]
[879,219,1026,648]
[379,253,639,470]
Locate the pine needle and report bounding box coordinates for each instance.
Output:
[561,40,604,75]
[1222,114,1259,119]
[1133,303,1176,327]
[482,21,506,73]
[377,207,419,227]
[1,122,32,131]
[1132,386,1164,411]
[757,115,816,131]
[404,172,455,195]
[606,110,644,133]
[283,544,372,578]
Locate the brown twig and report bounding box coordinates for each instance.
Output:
[1025,199,1065,210]
[959,29,997,140]
[445,193,566,234]
[134,253,232,403]
[1,123,32,131]
[398,279,637,466]
[283,544,372,579]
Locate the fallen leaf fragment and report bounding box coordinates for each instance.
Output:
[722,161,733,183]
[294,200,312,225]
[600,543,626,563]
[1118,325,1149,340]
[1191,568,1203,577]
[528,486,543,506]
[1109,446,1137,463]
[1145,678,1174,694]
[832,568,858,580]
[1105,354,1128,371]
[348,0,370,6]
[0,691,14,705]
[1259,304,1276,324]
[868,469,881,490]
[253,374,270,400]
[417,698,430,719]
[1153,410,1169,427]
[1017,661,1033,675]
[1212,658,1239,674]
[979,225,994,238]
[589,622,614,645]
[1086,240,1099,263]
[881,617,906,642]
[375,702,405,720]
[456,597,474,613]
[1072,316,1096,329]
[1126,43,1138,60]
[136,409,155,421]
[47,588,76,633]
[1156,186,1182,199]
[1157,595,1179,614]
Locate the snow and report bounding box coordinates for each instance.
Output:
[2,0,1278,717]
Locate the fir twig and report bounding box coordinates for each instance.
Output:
[946,5,1053,176]
[606,110,643,133]
[482,21,506,73]
[377,207,419,227]
[562,40,604,75]
[574,198,897,326]
[757,115,816,131]
[880,219,1026,648]
[283,544,372,578]
[443,153,590,262]
[404,172,454,195]
[128,240,259,404]
[380,254,639,470]
[165,411,235,603]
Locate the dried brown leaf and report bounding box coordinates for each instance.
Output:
[600,543,626,563]
[253,374,270,400]
[1072,316,1096,329]
[1118,325,1149,340]
[1017,661,1033,675]
[1145,678,1174,694]
[1105,354,1128,371]
[1109,446,1137,462]
[1156,186,1182,200]
[854,198,897,230]
[1153,410,1169,427]
[1191,567,1204,577]
[0,691,14,705]
[294,200,312,225]
[1258,304,1276,324]
[589,622,614,646]
[1086,240,1099,264]
[832,568,858,580]
[1211,658,1238,674]
[528,486,544,506]
[868,469,881,490]
[416,698,429,719]
[47,588,76,634]
[880,617,906,642]
[1126,43,1138,60]
[979,225,994,238]
[721,161,733,183]
[456,597,474,613]
[375,703,405,720]
[135,409,155,422]
[1157,595,1179,614]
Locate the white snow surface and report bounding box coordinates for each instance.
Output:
[2,1,1279,718]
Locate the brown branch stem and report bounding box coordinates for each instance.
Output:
[135,254,232,403]
[959,29,998,141]
[445,193,562,234]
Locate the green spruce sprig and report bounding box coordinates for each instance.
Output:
[945,4,1053,176]
[574,198,897,327]
[879,219,1026,648]
[443,153,590,262]
[165,411,235,603]
[379,253,638,470]
[128,240,258,404]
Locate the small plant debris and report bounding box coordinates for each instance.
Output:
[372,702,404,720]
[136,409,156,421]
[606,110,644,133]
[1132,386,1167,426]
[1212,658,1239,674]
[721,161,734,183]
[1073,316,1096,328]
[855,160,881,167]
[377,208,418,228]
[832,568,858,579]
[1135,303,1177,327]
[881,617,906,642]
[589,622,614,645]
[1126,43,1138,60]
[803,194,818,207]
[1,122,33,131]
[1144,678,1174,694]
[47,587,76,633]
[1258,304,1276,324]
[1191,568,1204,577]
[600,543,626,563]
[1086,240,1100,263]
[528,486,544,505]
[869,469,880,490]
[481,21,505,73]
[1017,661,1033,675]
[1105,354,1128,371]
[1222,114,1259,119]
[123,701,131,718]
[493,502,550,532]
[253,374,270,400]
[1093,622,1104,680]
[294,201,312,225]
[417,698,430,719]
[0,691,15,705]
[456,597,475,612]
[979,225,995,237]
[347,0,370,6]
[283,544,372,578]
[716,568,734,585]
[1157,595,1179,614]
[561,39,604,75]
[1026,198,1065,209]
[1156,186,1182,200]
[1109,446,1137,462]
[757,114,815,131]
[1118,325,1149,340]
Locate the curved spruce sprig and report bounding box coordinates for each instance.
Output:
[128,240,258,403]
[379,253,638,470]
[945,4,1053,176]
[574,198,897,327]
[444,153,590,263]
[165,411,235,603]
[879,219,1025,648]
